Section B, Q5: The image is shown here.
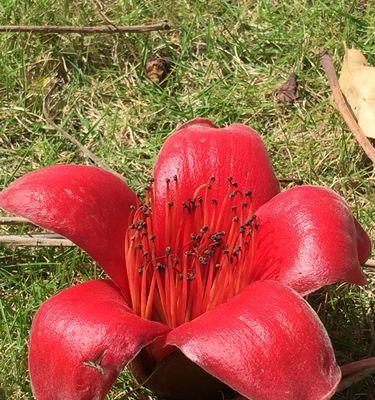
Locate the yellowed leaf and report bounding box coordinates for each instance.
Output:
[339,47,375,139]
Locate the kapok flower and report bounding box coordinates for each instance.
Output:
[0,118,371,400]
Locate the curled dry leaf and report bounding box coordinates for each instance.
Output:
[339,47,375,139]
[277,72,299,104]
[145,56,172,84]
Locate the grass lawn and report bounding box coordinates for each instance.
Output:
[0,0,374,398]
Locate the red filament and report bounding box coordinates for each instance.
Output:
[124,176,258,328]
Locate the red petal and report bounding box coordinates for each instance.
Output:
[253,186,370,295]
[166,280,341,400]
[29,280,169,400]
[0,165,137,293]
[153,118,280,247]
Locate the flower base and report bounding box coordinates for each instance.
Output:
[130,349,235,400]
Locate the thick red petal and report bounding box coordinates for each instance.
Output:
[0,165,137,293]
[253,186,370,295]
[153,118,280,247]
[166,280,341,400]
[29,280,169,400]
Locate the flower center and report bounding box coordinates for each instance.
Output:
[124,176,258,328]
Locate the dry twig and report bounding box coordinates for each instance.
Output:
[338,357,375,392]
[0,234,73,247]
[0,216,34,226]
[0,22,171,35]
[320,50,375,164]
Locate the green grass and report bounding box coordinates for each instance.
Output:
[0,0,374,398]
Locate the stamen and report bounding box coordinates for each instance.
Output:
[124,177,257,328]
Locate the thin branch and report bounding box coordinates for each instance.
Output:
[320,50,375,164]
[0,22,171,35]
[337,357,375,392]
[0,216,35,226]
[0,234,73,247]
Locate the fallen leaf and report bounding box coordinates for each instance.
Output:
[145,56,172,84]
[277,72,299,104]
[339,47,375,139]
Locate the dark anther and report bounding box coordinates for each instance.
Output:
[211,231,225,242]
[239,226,246,234]
[143,251,149,257]
[165,178,170,184]
[185,250,195,257]
[136,220,146,230]
[166,246,172,255]
[242,201,248,207]
[199,256,209,265]
[141,205,150,215]
[130,223,136,229]
[149,177,155,183]
[233,246,242,253]
[227,176,233,182]
[198,196,203,203]
[231,206,237,211]
[247,229,252,236]
[245,190,252,196]
[223,249,229,254]
[137,243,143,250]
[182,202,188,209]
[156,263,166,272]
[233,216,240,222]
[212,199,218,205]
[187,272,196,281]
[130,205,136,211]
[210,175,216,182]
[173,175,178,181]
[173,257,180,265]
[215,263,221,269]
[149,234,156,241]
[230,190,239,199]
[254,223,260,230]
[201,226,209,233]
[191,233,197,240]
[168,201,174,207]
[207,183,212,189]
[138,266,144,274]
[245,215,256,226]
[232,182,238,188]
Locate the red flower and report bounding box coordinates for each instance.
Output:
[0,119,371,400]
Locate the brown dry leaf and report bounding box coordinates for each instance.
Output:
[276,72,299,104]
[339,47,375,139]
[145,56,172,84]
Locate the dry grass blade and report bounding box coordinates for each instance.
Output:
[43,83,128,183]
